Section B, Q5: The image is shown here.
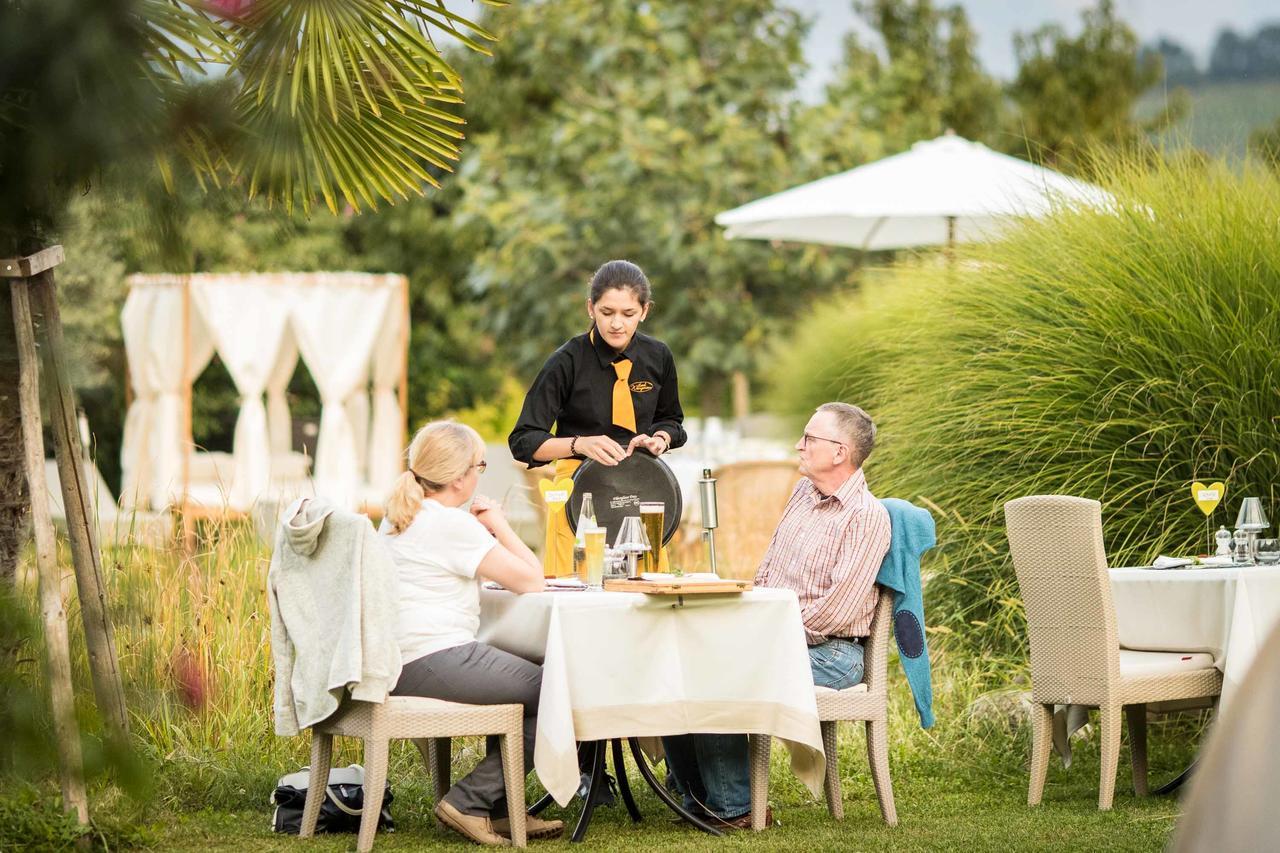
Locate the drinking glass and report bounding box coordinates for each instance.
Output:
[1256,539,1280,565]
[583,526,607,587]
[639,502,665,574]
[614,516,651,578]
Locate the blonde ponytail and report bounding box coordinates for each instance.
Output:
[384,470,426,534]
[383,420,485,534]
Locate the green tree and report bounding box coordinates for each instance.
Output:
[793,0,1004,174]
[1008,0,1181,167]
[451,0,856,413]
[0,0,496,576]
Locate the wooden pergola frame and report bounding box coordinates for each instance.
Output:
[123,273,410,538]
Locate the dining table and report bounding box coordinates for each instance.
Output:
[1109,563,1280,714]
[476,584,826,840]
[1056,562,1280,791]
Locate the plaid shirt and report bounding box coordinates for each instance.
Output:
[755,469,891,645]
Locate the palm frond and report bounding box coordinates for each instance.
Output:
[217,0,495,212]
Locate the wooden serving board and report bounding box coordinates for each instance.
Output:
[602,578,753,595]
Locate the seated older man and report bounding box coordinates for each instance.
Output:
[661,402,891,828]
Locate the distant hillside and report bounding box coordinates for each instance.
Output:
[1137,80,1280,159]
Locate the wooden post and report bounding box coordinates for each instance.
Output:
[180,277,195,551]
[398,275,409,452]
[731,370,750,422]
[27,264,130,744]
[9,276,90,827]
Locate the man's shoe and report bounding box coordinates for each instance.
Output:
[491,815,565,840]
[718,806,774,831]
[575,771,618,807]
[434,800,510,846]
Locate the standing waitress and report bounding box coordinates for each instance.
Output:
[509,260,686,574]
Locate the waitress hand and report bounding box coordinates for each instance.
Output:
[577,435,628,466]
[627,433,669,457]
[470,494,506,532]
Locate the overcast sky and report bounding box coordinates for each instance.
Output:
[789,0,1280,94]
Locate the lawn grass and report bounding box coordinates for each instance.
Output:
[2,524,1204,851]
[133,717,1192,852]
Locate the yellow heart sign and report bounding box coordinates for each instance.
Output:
[538,477,575,505]
[1191,481,1226,516]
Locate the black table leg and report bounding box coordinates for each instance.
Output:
[1153,761,1197,795]
[611,738,643,822]
[570,741,607,843]
[627,738,724,836]
[527,791,554,817]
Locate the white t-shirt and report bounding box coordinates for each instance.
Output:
[379,499,497,664]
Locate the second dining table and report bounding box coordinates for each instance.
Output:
[476,584,826,835]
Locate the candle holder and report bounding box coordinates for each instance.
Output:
[1236,497,1269,563]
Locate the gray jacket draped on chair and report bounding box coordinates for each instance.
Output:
[269,498,402,735]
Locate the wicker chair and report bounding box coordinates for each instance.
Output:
[746,587,898,830]
[1003,495,1222,811]
[709,460,800,580]
[301,697,528,850]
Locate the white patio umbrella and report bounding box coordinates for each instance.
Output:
[715,132,1114,251]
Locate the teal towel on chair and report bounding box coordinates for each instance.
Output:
[877,498,937,728]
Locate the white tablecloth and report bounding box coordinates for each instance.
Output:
[1109,565,1280,712]
[478,587,825,806]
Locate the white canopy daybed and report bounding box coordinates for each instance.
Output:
[119,272,409,515]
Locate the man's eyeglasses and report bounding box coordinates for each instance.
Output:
[471,460,488,473]
[800,433,846,451]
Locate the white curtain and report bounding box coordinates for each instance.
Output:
[367,283,406,495]
[190,276,293,509]
[345,377,371,481]
[289,277,394,506]
[266,327,299,457]
[119,281,215,510]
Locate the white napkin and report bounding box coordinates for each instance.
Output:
[1153,555,1194,569]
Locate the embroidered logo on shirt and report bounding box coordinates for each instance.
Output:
[629,381,654,393]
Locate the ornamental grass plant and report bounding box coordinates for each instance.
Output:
[771,152,1280,663]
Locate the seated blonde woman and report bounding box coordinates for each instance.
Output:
[380,420,561,845]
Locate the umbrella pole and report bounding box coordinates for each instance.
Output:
[945,216,958,273]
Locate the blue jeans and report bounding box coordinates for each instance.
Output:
[661,639,865,818]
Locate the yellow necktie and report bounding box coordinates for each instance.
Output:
[612,359,637,432]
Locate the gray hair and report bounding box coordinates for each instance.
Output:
[817,402,876,467]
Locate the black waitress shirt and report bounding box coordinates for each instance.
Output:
[508,329,686,468]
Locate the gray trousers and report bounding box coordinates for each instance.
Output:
[392,641,542,818]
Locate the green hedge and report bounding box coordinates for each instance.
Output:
[770,154,1280,660]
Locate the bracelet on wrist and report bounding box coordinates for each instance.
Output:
[569,436,579,456]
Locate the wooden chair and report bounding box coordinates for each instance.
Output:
[301,697,528,850]
[1004,495,1222,810]
[747,588,898,829]
[709,460,799,579]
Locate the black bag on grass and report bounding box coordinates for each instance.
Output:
[271,764,394,835]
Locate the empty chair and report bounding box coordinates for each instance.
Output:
[709,460,800,579]
[1003,495,1222,810]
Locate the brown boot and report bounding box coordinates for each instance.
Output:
[491,814,565,840]
[434,800,510,846]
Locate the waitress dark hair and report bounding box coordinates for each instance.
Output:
[589,260,652,305]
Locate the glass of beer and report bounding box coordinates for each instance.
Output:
[583,526,607,587]
[639,502,666,574]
